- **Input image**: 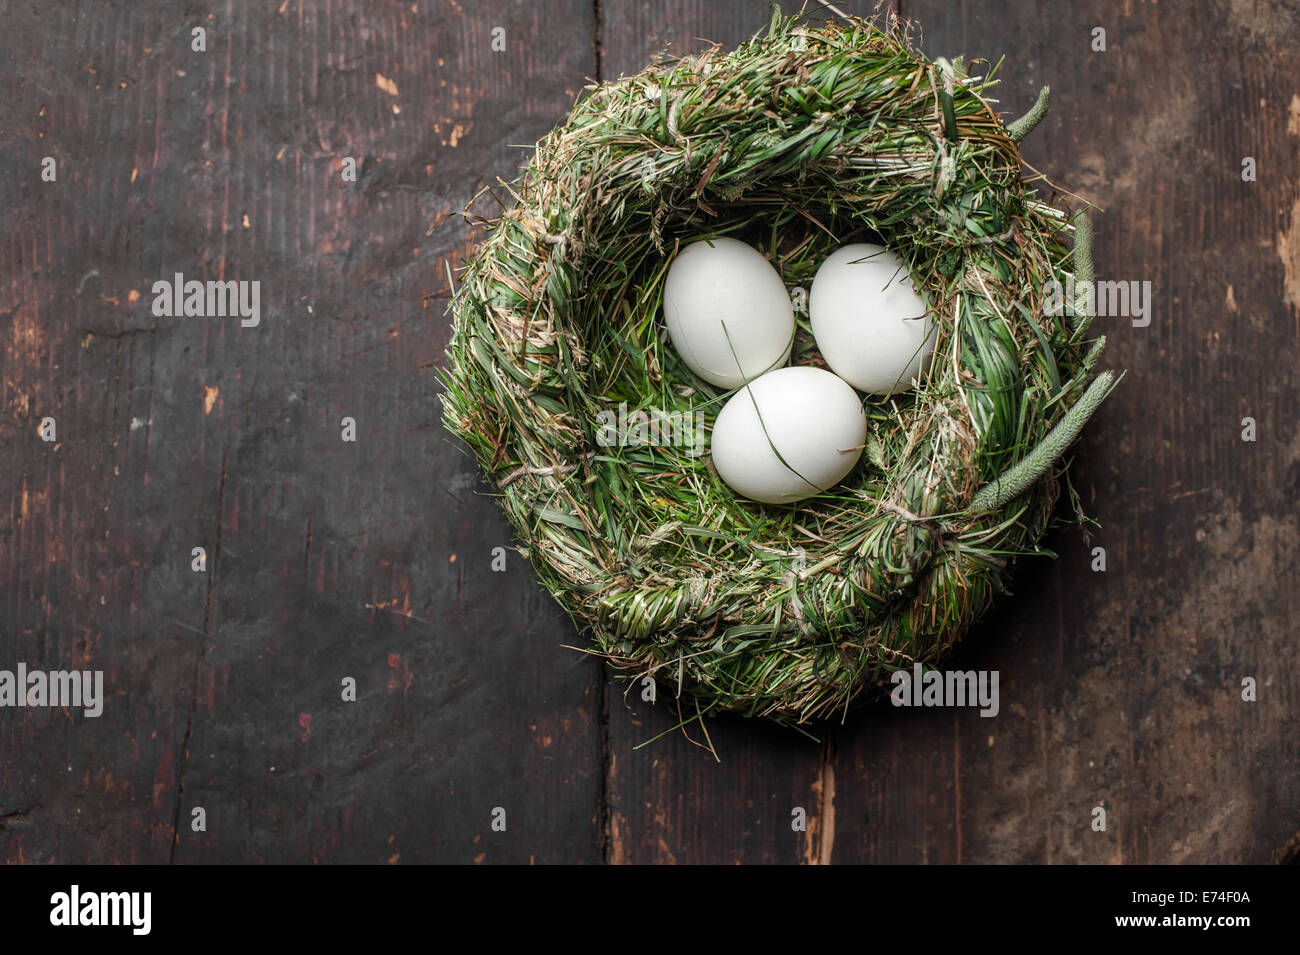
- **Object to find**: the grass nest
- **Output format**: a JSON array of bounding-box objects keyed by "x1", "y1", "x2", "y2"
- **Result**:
[{"x1": 441, "y1": 10, "x2": 1117, "y2": 728}]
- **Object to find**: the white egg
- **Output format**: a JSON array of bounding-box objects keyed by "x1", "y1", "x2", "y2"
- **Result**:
[
  {"x1": 809, "y1": 243, "x2": 936, "y2": 394},
  {"x1": 663, "y1": 237, "x2": 795, "y2": 389},
  {"x1": 711, "y1": 366, "x2": 868, "y2": 505}
]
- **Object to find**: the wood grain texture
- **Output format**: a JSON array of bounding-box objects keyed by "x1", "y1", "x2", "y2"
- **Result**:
[
  {"x1": 879, "y1": 0, "x2": 1300, "y2": 865},
  {"x1": 2, "y1": 0, "x2": 1296, "y2": 865},
  {"x1": 1, "y1": 0, "x2": 601, "y2": 864}
]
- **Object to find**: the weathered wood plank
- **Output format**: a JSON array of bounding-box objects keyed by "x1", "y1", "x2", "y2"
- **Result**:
[
  {"x1": 826, "y1": 0, "x2": 1300, "y2": 863},
  {"x1": 598, "y1": 0, "x2": 1299, "y2": 865},
  {"x1": 594, "y1": 0, "x2": 895, "y2": 866},
  {"x1": 1, "y1": 0, "x2": 602, "y2": 864}
]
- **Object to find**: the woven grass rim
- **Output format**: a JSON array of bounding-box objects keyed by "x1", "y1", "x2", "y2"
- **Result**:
[{"x1": 441, "y1": 10, "x2": 1117, "y2": 728}]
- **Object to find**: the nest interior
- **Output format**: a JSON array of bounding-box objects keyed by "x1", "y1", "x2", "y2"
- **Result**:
[{"x1": 441, "y1": 12, "x2": 1115, "y2": 724}]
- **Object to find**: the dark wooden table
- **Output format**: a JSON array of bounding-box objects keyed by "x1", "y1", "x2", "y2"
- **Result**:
[{"x1": 3, "y1": 0, "x2": 1297, "y2": 864}]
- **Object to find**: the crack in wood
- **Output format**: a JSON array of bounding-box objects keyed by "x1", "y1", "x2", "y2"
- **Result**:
[
  {"x1": 169, "y1": 446, "x2": 228, "y2": 862},
  {"x1": 597, "y1": 679, "x2": 613, "y2": 863},
  {"x1": 592, "y1": 0, "x2": 604, "y2": 83}
]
